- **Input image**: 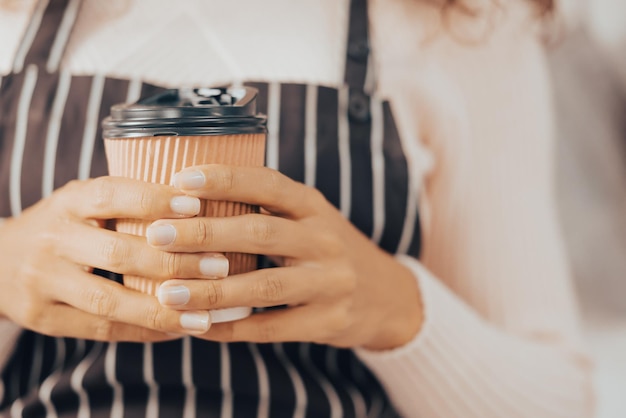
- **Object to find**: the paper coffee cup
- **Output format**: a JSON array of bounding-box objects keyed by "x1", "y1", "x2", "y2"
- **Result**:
[{"x1": 103, "y1": 87, "x2": 266, "y2": 323}]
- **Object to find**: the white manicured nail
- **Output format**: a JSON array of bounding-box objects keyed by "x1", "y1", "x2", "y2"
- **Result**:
[
  {"x1": 147, "y1": 224, "x2": 176, "y2": 246},
  {"x1": 170, "y1": 196, "x2": 200, "y2": 216},
  {"x1": 158, "y1": 285, "x2": 190, "y2": 306},
  {"x1": 174, "y1": 171, "x2": 205, "y2": 189},
  {"x1": 200, "y1": 254, "x2": 229, "y2": 278},
  {"x1": 180, "y1": 311, "x2": 210, "y2": 332}
]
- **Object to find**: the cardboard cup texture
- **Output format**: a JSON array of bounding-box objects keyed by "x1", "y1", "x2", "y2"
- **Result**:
[{"x1": 104, "y1": 133, "x2": 266, "y2": 322}]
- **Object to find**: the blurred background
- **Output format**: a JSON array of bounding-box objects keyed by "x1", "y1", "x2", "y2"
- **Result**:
[{"x1": 550, "y1": 1, "x2": 626, "y2": 417}]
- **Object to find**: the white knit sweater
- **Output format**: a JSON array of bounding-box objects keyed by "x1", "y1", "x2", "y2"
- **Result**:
[{"x1": 0, "y1": 1, "x2": 594, "y2": 416}]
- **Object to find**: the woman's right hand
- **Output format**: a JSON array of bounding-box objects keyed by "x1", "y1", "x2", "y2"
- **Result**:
[{"x1": 0, "y1": 177, "x2": 218, "y2": 342}]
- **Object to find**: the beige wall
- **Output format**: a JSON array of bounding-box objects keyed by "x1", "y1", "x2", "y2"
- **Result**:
[
  {"x1": 550, "y1": 4, "x2": 626, "y2": 417},
  {"x1": 586, "y1": 0, "x2": 626, "y2": 47}
]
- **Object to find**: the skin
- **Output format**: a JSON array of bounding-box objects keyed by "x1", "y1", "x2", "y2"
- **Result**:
[
  {"x1": 0, "y1": 177, "x2": 228, "y2": 341},
  {"x1": 156, "y1": 164, "x2": 423, "y2": 350},
  {"x1": 0, "y1": 171, "x2": 422, "y2": 350}
]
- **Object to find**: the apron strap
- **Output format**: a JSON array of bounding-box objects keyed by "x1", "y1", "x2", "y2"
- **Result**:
[
  {"x1": 12, "y1": 0, "x2": 82, "y2": 73},
  {"x1": 343, "y1": 0, "x2": 374, "y2": 92}
]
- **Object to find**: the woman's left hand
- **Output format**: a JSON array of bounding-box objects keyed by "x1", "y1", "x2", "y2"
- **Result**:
[{"x1": 147, "y1": 165, "x2": 423, "y2": 350}]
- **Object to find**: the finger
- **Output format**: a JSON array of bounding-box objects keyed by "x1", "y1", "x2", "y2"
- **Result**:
[
  {"x1": 173, "y1": 165, "x2": 326, "y2": 218},
  {"x1": 59, "y1": 222, "x2": 229, "y2": 279},
  {"x1": 156, "y1": 266, "x2": 337, "y2": 310},
  {"x1": 46, "y1": 269, "x2": 212, "y2": 335},
  {"x1": 202, "y1": 305, "x2": 344, "y2": 344},
  {"x1": 58, "y1": 177, "x2": 201, "y2": 220},
  {"x1": 36, "y1": 304, "x2": 178, "y2": 342},
  {"x1": 146, "y1": 214, "x2": 335, "y2": 258}
]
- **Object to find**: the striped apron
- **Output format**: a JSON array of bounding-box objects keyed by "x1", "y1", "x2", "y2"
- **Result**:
[{"x1": 0, "y1": 0, "x2": 422, "y2": 417}]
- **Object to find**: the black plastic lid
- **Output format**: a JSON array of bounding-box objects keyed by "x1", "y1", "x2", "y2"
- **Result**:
[{"x1": 102, "y1": 87, "x2": 267, "y2": 138}]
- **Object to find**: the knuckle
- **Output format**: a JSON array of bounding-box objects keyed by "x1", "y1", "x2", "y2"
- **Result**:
[
  {"x1": 305, "y1": 186, "x2": 326, "y2": 207},
  {"x1": 19, "y1": 258, "x2": 55, "y2": 296},
  {"x1": 246, "y1": 217, "x2": 274, "y2": 244},
  {"x1": 20, "y1": 298, "x2": 45, "y2": 329},
  {"x1": 89, "y1": 177, "x2": 115, "y2": 211},
  {"x1": 194, "y1": 220, "x2": 214, "y2": 246},
  {"x1": 294, "y1": 184, "x2": 315, "y2": 213},
  {"x1": 136, "y1": 327, "x2": 157, "y2": 342},
  {"x1": 253, "y1": 272, "x2": 285, "y2": 303},
  {"x1": 50, "y1": 179, "x2": 83, "y2": 210},
  {"x1": 85, "y1": 286, "x2": 118, "y2": 318},
  {"x1": 145, "y1": 305, "x2": 167, "y2": 330},
  {"x1": 100, "y1": 237, "x2": 131, "y2": 271},
  {"x1": 256, "y1": 321, "x2": 278, "y2": 343},
  {"x1": 326, "y1": 305, "x2": 352, "y2": 337},
  {"x1": 19, "y1": 260, "x2": 44, "y2": 289},
  {"x1": 205, "y1": 165, "x2": 235, "y2": 193},
  {"x1": 219, "y1": 322, "x2": 236, "y2": 342},
  {"x1": 335, "y1": 265, "x2": 358, "y2": 295},
  {"x1": 38, "y1": 229, "x2": 59, "y2": 253},
  {"x1": 138, "y1": 189, "x2": 155, "y2": 213},
  {"x1": 317, "y1": 231, "x2": 345, "y2": 258},
  {"x1": 266, "y1": 170, "x2": 284, "y2": 199},
  {"x1": 161, "y1": 252, "x2": 183, "y2": 278},
  {"x1": 202, "y1": 281, "x2": 225, "y2": 306},
  {"x1": 92, "y1": 319, "x2": 115, "y2": 341},
  {"x1": 64, "y1": 178, "x2": 82, "y2": 190},
  {"x1": 60, "y1": 179, "x2": 83, "y2": 196}
]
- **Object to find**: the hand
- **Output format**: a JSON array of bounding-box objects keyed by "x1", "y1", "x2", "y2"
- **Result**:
[
  {"x1": 148, "y1": 165, "x2": 423, "y2": 350},
  {"x1": 0, "y1": 177, "x2": 222, "y2": 341}
]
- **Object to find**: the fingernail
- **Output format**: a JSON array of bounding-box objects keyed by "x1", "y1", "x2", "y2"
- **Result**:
[
  {"x1": 174, "y1": 171, "x2": 205, "y2": 190},
  {"x1": 180, "y1": 311, "x2": 210, "y2": 332},
  {"x1": 200, "y1": 254, "x2": 229, "y2": 278},
  {"x1": 170, "y1": 196, "x2": 200, "y2": 216},
  {"x1": 147, "y1": 224, "x2": 176, "y2": 246},
  {"x1": 158, "y1": 285, "x2": 190, "y2": 306}
]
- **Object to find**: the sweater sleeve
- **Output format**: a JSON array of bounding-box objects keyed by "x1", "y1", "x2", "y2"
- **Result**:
[{"x1": 356, "y1": 258, "x2": 593, "y2": 417}]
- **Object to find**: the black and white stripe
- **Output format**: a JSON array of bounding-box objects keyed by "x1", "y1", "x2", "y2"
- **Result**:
[
  {"x1": 326, "y1": 348, "x2": 367, "y2": 418},
  {"x1": 267, "y1": 343, "x2": 307, "y2": 418},
  {"x1": 338, "y1": 86, "x2": 352, "y2": 220},
  {"x1": 304, "y1": 84, "x2": 318, "y2": 187},
  {"x1": 265, "y1": 82, "x2": 281, "y2": 171},
  {"x1": 369, "y1": 97, "x2": 385, "y2": 245},
  {"x1": 247, "y1": 343, "x2": 269, "y2": 418},
  {"x1": 70, "y1": 342, "x2": 103, "y2": 417},
  {"x1": 38, "y1": 338, "x2": 66, "y2": 418},
  {"x1": 77, "y1": 74, "x2": 104, "y2": 180},
  {"x1": 300, "y1": 345, "x2": 343, "y2": 418},
  {"x1": 104, "y1": 343, "x2": 123, "y2": 418},
  {"x1": 42, "y1": 69, "x2": 71, "y2": 197},
  {"x1": 11, "y1": 0, "x2": 49, "y2": 74},
  {"x1": 142, "y1": 343, "x2": 158, "y2": 418},
  {"x1": 182, "y1": 338, "x2": 196, "y2": 418},
  {"x1": 9, "y1": 64, "x2": 38, "y2": 216},
  {"x1": 45, "y1": 0, "x2": 81, "y2": 73}
]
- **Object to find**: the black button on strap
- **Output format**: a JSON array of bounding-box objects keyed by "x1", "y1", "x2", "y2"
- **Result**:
[
  {"x1": 344, "y1": 0, "x2": 370, "y2": 90},
  {"x1": 347, "y1": 40, "x2": 370, "y2": 63},
  {"x1": 349, "y1": 90, "x2": 370, "y2": 123}
]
